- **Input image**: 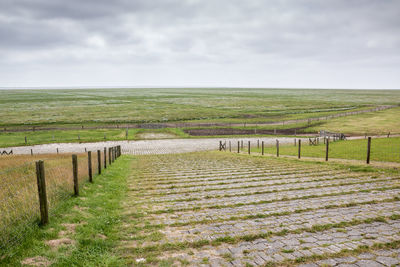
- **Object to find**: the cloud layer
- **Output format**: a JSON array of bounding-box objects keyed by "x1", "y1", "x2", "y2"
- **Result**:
[{"x1": 1, "y1": 0, "x2": 399, "y2": 88}]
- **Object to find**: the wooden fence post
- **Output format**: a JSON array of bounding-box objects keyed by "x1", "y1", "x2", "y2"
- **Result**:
[
  {"x1": 35, "y1": 160, "x2": 49, "y2": 225},
  {"x1": 367, "y1": 137, "x2": 372, "y2": 164},
  {"x1": 219, "y1": 141, "x2": 222, "y2": 151},
  {"x1": 298, "y1": 139, "x2": 301, "y2": 159},
  {"x1": 241, "y1": 140, "x2": 243, "y2": 149},
  {"x1": 104, "y1": 147, "x2": 107, "y2": 169},
  {"x1": 276, "y1": 139, "x2": 279, "y2": 157},
  {"x1": 237, "y1": 141, "x2": 240, "y2": 153},
  {"x1": 97, "y1": 150, "x2": 101, "y2": 174},
  {"x1": 248, "y1": 141, "x2": 250, "y2": 154},
  {"x1": 31, "y1": 149, "x2": 33, "y2": 156},
  {"x1": 325, "y1": 138, "x2": 329, "y2": 161},
  {"x1": 294, "y1": 138, "x2": 296, "y2": 147},
  {"x1": 262, "y1": 141, "x2": 264, "y2": 155},
  {"x1": 229, "y1": 141, "x2": 231, "y2": 152},
  {"x1": 112, "y1": 147, "x2": 115, "y2": 163},
  {"x1": 108, "y1": 148, "x2": 112, "y2": 165},
  {"x1": 72, "y1": 154, "x2": 78, "y2": 196},
  {"x1": 57, "y1": 148, "x2": 59, "y2": 154},
  {"x1": 88, "y1": 151, "x2": 93, "y2": 183}
]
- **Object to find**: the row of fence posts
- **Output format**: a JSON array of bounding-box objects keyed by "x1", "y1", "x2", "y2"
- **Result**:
[
  {"x1": 17, "y1": 129, "x2": 392, "y2": 146},
  {"x1": 2, "y1": 106, "x2": 390, "y2": 133},
  {"x1": 220, "y1": 137, "x2": 373, "y2": 164},
  {"x1": 26, "y1": 146, "x2": 123, "y2": 156},
  {"x1": 35, "y1": 145, "x2": 121, "y2": 225},
  {"x1": 22, "y1": 129, "x2": 132, "y2": 145}
]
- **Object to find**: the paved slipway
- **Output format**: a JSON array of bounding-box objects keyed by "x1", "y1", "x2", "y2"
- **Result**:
[
  {"x1": 0, "y1": 137, "x2": 301, "y2": 155},
  {"x1": 120, "y1": 152, "x2": 400, "y2": 266}
]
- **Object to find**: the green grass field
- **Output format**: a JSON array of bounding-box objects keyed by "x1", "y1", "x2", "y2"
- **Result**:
[
  {"x1": 1, "y1": 88, "x2": 399, "y2": 146},
  {"x1": 307, "y1": 106, "x2": 400, "y2": 135},
  {"x1": 1, "y1": 88, "x2": 399, "y2": 127},
  {"x1": 0, "y1": 128, "x2": 190, "y2": 147},
  {"x1": 251, "y1": 137, "x2": 400, "y2": 163},
  {"x1": 0, "y1": 154, "x2": 130, "y2": 266}
]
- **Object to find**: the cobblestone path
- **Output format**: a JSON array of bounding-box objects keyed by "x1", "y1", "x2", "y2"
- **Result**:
[
  {"x1": 119, "y1": 152, "x2": 400, "y2": 266},
  {"x1": 0, "y1": 137, "x2": 297, "y2": 155}
]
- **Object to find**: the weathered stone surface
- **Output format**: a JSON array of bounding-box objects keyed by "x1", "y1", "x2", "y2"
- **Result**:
[{"x1": 120, "y1": 152, "x2": 400, "y2": 266}]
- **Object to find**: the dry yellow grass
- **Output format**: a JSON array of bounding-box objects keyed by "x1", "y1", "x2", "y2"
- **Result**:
[{"x1": 0, "y1": 152, "x2": 101, "y2": 249}]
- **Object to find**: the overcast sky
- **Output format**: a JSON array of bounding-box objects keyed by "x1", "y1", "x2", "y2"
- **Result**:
[{"x1": 0, "y1": 0, "x2": 399, "y2": 89}]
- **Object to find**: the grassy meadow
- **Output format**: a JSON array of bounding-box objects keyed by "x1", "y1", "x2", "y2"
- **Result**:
[
  {"x1": 0, "y1": 152, "x2": 100, "y2": 252},
  {"x1": 0, "y1": 87, "x2": 399, "y2": 264},
  {"x1": 0, "y1": 155, "x2": 130, "y2": 266},
  {"x1": 250, "y1": 137, "x2": 400, "y2": 163},
  {"x1": 0, "y1": 88, "x2": 399, "y2": 146},
  {"x1": 1, "y1": 88, "x2": 399, "y2": 127},
  {"x1": 0, "y1": 128, "x2": 189, "y2": 147},
  {"x1": 307, "y1": 106, "x2": 400, "y2": 135}
]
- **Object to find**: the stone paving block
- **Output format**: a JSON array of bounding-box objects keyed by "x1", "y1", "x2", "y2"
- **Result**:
[
  {"x1": 355, "y1": 260, "x2": 385, "y2": 267},
  {"x1": 375, "y1": 256, "x2": 399, "y2": 266},
  {"x1": 121, "y1": 153, "x2": 400, "y2": 266},
  {"x1": 317, "y1": 258, "x2": 338, "y2": 266}
]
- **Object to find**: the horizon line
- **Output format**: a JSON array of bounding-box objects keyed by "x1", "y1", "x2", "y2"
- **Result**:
[{"x1": 0, "y1": 86, "x2": 399, "y2": 90}]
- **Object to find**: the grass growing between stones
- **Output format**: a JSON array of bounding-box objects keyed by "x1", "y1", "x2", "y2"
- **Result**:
[
  {"x1": 117, "y1": 152, "x2": 400, "y2": 266},
  {"x1": 134, "y1": 176, "x2": 400, "y2": 204},
  {"x1": 266, "y1": 240, "x2": 400, "y2": 267},
  {"x1": 0, "y1": 155, "x2": 132, "y2": 266}
]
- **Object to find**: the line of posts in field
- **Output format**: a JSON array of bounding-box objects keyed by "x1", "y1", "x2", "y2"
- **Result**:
[
  {"x1": 35, "y1": 146, "x2": 121, "y2": 226},
  {"x1": 219, "y1": 137, "x2": 373, "y2": 164}
]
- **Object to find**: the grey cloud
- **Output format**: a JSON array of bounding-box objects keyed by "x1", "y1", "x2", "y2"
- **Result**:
[{"x1": 0, "y1": 0, "x2": 399, "y2": 88}]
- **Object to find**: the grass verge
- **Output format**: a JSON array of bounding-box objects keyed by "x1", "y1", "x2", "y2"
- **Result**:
[
  {"x1": 250, "y1": 137, "x2": 400, "y2": 163},
  {"x1": 0, "y1": 155, "x2": 132, "y2": 266}
]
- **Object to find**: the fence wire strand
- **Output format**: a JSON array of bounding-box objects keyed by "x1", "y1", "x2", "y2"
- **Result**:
[{"x1": 0, "y1": 147, "x2": 120, "y2": 255}]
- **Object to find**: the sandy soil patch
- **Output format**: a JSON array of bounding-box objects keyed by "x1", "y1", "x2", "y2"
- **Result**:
[
  {"x1": 21, "y1": 256, "x2": 51, "y2": 266},
  {"x1": 45, "y1": 238, "x2": 76, "y2": 249},
  {"x1": 136, "y1": 132, "x2": 177, "y2": 140}
]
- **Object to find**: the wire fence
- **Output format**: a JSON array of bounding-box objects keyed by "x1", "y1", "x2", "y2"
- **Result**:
[
  {"x1": 1, "y1": 105, "x2": 394, "y2": 133},
  {"x1": 220, "y1": 136, "x2": 400, "y2": 164},
  {"x1": 0, "y1": 146, "x2": 121, "y2": 255}
]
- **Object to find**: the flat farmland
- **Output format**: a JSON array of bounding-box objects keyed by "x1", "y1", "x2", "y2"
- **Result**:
[
  {"x1": 1, "y1": 88, "x2": 399, "y2": 127},
  {"x1": 119, "y1": 152, "x2": 400, "y2": 266},
  {"x1": 1, "y1": 88, "x2": 400, "y2": 148},
  {"x1": 1, "y1": 88, "x2": 400, "y2": 266}
]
